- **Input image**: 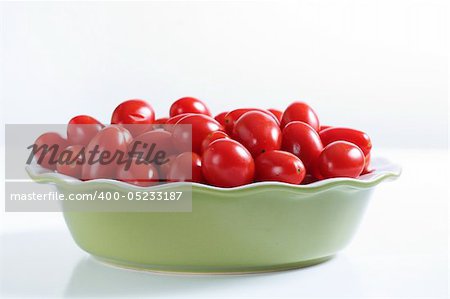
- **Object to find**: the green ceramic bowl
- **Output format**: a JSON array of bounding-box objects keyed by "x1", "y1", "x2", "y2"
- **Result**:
[{"x1": 26, "y1": 157, "x2": 401, "y2": 273}]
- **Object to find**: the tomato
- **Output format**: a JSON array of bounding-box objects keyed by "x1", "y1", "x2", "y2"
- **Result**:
[
  {"x1": 268, "y1": 109, "x2": 283, "y2": 123},
  {"x1": 154, "y1": 117, "x2": 168, "y2": 124},
  {"x1": 166, "y1": 113, "x2": 190, "y2": 125},
  {"x1": 116, "y1": 156, "x2": 159, "y2": 187},
  {"x1": 158, "y1": 154, "x2": 177, "y2": 180},
  {"x1": 111, "y1": 99, "x2": 155, "y2": 137},
  {"x1": 281, "y1": 121, "x2": 323, "y2": 172},
  {"x1": 224, "y1": 108, "x2": 279, "y2": 134},
  {"x1": 153, "y1": 117, "x2": 169, "y2": 130},
  {"x1": 255, "y1": 150, "x2": 305, "y2": 184},
  {"x1": 214, "y1": 111, "x2": 228, "y2": 127},
  {"x1": 202, "y1": 139, "x2": 255, "y2": 187},
  {"x1": 67, "y1": 115, "x2": 103, "y2": 146},
  {"x1": 320, "y1": 125, "x2": 331, "y2": 131},
  {"x1": 81, "y1": 125, "x2": 132, "y2": 180},
  {"x1": 165, "y1": 113, "x2": 194, "y2": 132},
  {"x1": 33, "y1": 132, "x2": 69, "y2": 170},
  {"x1": 280, "y1": 102, "x2": 320, "y2": 131},
  {"x1": 166, "y1": 113, "x2": 192, "y2": 125},
  {"x1": 56, "y1": 145, "x2": 85, "y2": 178},
  {"x1": 167, "y1": 152, "x2": 203, "y2": 183},
  {"x1": 232, "y1": 111, "x2": 282, "y2": 157},
  {"x1": 201, "y1": 131, "x2": 229, "y2": 154},
  {"x1": 362, "y1": 152, "x2": 372, "y2": 174},
  {"x1": 172, "y1": 114, "x2": 223, "y2": 154},
  {"x1": 129, "y1": 130, "x2": 175, "y2": 160},
  {"x1": 170, "y1": 97, "x2": 211, "y2": 117},
  {"x1": 301, "y1": 174, "x2": 318, "y2": 185},
  {"x1": 317, "y1": 141, "x2": 365, "y2": 178},
  {"x1": 319, "y1": 127, "x2": 372, "y2": 156}
]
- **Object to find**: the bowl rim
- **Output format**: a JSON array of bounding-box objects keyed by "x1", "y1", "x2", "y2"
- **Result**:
[{"x1": 25, "y1": 156, "x2": 401, "y2": 193}]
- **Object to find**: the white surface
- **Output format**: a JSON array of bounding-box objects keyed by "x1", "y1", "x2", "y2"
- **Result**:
[
  {"x1": 0, "y1": 1, "x2": 448, "y2": 298},
  {"x1": 1, "y1": 149, "x2": 448, "y2": 298},
  {"x1": 0, "y1": 0, "x2": 448, "y2": 148}
]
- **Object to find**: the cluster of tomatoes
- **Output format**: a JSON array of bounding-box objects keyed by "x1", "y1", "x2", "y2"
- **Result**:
[{"x1": 33, "y1": 97, "x2": 372, "y2": 187}]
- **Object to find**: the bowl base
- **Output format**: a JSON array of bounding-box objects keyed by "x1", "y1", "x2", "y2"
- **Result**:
[{"x1": 92, "y1": 255, "x2": 334, "y2": 274}]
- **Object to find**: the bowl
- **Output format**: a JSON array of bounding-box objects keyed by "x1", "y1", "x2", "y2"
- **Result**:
[{"x1": 26, "y1": 157, "x2": 401, "y2": 274}]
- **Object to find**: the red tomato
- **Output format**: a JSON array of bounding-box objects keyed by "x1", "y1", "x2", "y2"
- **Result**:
[
  {"x1": 317, "y1": 141, "x2": 365, "y2": 178},
  {"x1": 33, "y1": 132, "x2": 69, "y2": 170},
  {"x1": 224, "y1": 108, "x2": 279, "y2": 134},
  {"x1": 311, "y1": 162, "x2": 324, "y2": 180},
  {"x1": 169, "y1": 97, "x2": 211, "y2": 117},
  {"x1": 320, "y1": 125, "x2": 331, "y2": 131},
  {"x1": 232, "y1": 111, "x2": 282, "y2": 157},
  {"x1": 301, "y1": 174, "x2": 319, "y2": 185},
  {"x1": 81, "y1": 125, "x2": 132, "y2": 180},
  {"x1": 319, "y1": 127, "x2": 372, "y2": 156},
  {"x1": 166, "y1": 113, "x2": 191, "y2": 125},
  {"x1": 67, "y1": 115, "x2": 103, "y2": 146},
  {"x1": 56, "y1": 145, "x2": 85, "y2": 178},
  {"x1": 165, "y1": 113, "x2": 194, "y2": 132},
  {"x1": 255, "y1": 150, "x2": 305, "y2": 184},
  {"x1": 362, "y1": 152, "x2": 372, "y2": 174},
  {"x1": 116, "y1": 156, "x2": 159, "y2": 187},
  {"x1": 202, "y1": 139, "x2": 255, "y2": 187},
  {"x1": 158, "y1": 154, "x2": 177, "y2": 180},
  {"x1": 167, "y1": 152, "x2": 203, "y2": 183},
  {"x1": 268, "y1": 109, "x2": 283, "y2": 123},
  {"x1": 153, "y1": 117, "x2": 169, "y2": 130},
  {"x1": 214, "y1": 111, "x2": 228, "y2": 127},
  {"x1": 280, "y1": 102, "x2": 320, "y2": 131},
  {"x1": 154, "y1": 117, "x2": 168, "y2": 124},
  {"x1": 172, "y1": 114, "x2": 223, "y2": 154},
  {"x1": 201, "y1": 131, "x2": 229, "y2": 154},
  {"x1": 129, "y1": 130, "x2": 175, "y2": 159},
  {"x1": 281, "y1": 121, "x2": 323, "y2": 171},
  {"x1": 111, "y1": 99, "x2": 155, "y2": 137}
]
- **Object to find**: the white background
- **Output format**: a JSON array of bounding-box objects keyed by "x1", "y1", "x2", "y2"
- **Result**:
[
  {"x1": 0, "y1": 1, "x2": 448, "y2": 298},
  {"x1": 0, "y1": 0, "x2": 447, "y2": 148}
]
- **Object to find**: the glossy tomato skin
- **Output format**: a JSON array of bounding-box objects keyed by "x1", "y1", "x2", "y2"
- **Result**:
[
  {"x1": 152, "y1": 117, "x2": 169, "y2": 130},
  {"x1": 167, "y1": 152, "x2": 203, "y2": 183},
  {"x1": 255, "y1": 150, "x2": 305, "y2": 184},
  {"x1": 201, "y1": 131, "x2": 229, "y2": 154},
  {"x1": 224, "y1": 108, "x2": 279, "y2": 134},
  {"x1": 317, "y1": 141, "x2": 365, "y2": 179},
  {"x1": 362, "y1": 152, "x2": 372, "y2": 174},
  {"x1": 67, "y1": 115, "x2": 103, "y2": 146},
  {"x1": 165, "y1": 113, "x2": 194, "y2": 132},
  {"x1": 281, "y1": 121, "x2": 323, "y2": 172},
  {"x1": 172, "y1": 114, "x2": 223, "y2": 154},
  {"x1": 116, "y1": 156, "x2": 159, "y2": 187},
  {"x1": 319, "y1": 127, "x2": 372, "y2": 156},
  {"x1": 166, "y1": 113, "x2": 193, "y2": 125},
  {"x1": 320, "y1": 125, "x2": 331, "y2": 131},
  {"x1": 232, "y1": 111, "x2": 282, "y2": 157},
  {"x1": 111, "y1": 99, "x2": 155, "y2": 137},
  {"x1": 129, "y1": 130, "x2": 176, "y2": 159},
  {"x1": 154, "y1": 117, "x2": 168, "y2": 124},
  {"x1": 33, "y1": 132, "x2": 69, "y2": 170},
  {"x1": 202, "y1": 139, "x2": 255, "y2": 187},
  {"x1": 169, "y1": 97, "x2": 211, "y2": 117},
  {"x1": 280, "y1": 102, "x2": 320, "y2": 131},
  {"x1": 268, "y1": 109, "x2": 283, "y2": 123},
  {"x1": 158, "y1": 154, "x2": 177, "y2": 180},
  {"x1": 56, "y1": 145, "x2": 85, "y2": 178},
  {"x1": 214, "y1": 111, "x2": 228, "y2": 127},
  {"x1": 81, "y1": 125, "x2": 132, "y2": 180}
]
